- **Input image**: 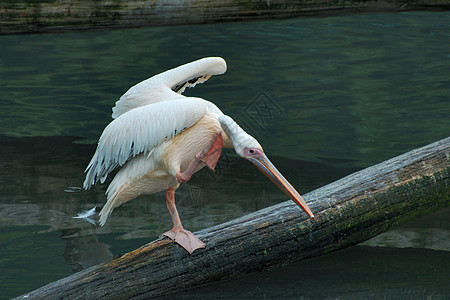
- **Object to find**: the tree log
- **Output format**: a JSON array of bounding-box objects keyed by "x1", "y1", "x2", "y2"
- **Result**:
[
  {"x1": 1, "y1": 0, "x2": 449, "y2": 35},
  {"x1": 15, "y1": 136, "x2": 450, "y2": 299}
]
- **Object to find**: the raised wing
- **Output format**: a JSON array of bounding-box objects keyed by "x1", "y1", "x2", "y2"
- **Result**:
[
  {"x1": 84, "y1": 98, "x2": 210, "y2": 189},
  {"x1": 111, "y1": 57, "x2": 227, "y2": 119}
]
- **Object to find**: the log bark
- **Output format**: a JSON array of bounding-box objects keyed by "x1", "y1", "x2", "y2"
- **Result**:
[
  {"x1": 1, "y1": 0, "x2": 449, "y2": 35},
  {"x1": 15, "y1": 136, "x2": 450, "y2": 299}
]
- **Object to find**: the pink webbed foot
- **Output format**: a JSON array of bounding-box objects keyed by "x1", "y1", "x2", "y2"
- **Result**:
[{"x1": 162, "y1": 226, "x2": 206, "y2": 254}]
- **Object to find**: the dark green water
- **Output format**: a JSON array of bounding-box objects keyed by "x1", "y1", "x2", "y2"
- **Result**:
[{"x1": 0, "y1": 11, "x2": 449, "y2": 299}]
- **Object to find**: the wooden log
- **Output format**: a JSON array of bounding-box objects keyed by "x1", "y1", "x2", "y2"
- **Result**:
[
  {"x1": 1, "y1": 0, "x2": 449, "y2": 35},
  {"x1": 15, "y1": 137, "x2": 449, "y2": 299}
]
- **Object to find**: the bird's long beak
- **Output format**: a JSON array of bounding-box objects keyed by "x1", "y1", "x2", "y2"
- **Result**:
[{"x1": 247, "y1": 154, "x2": 314, "y2": 219}]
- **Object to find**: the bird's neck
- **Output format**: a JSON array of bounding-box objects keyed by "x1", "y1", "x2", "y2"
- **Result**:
[
  {"x1": 221, "y1": 133, "x2": 234, "y2": 149},
  {"x1": 218, "y1": 115, "x2": 259, "y2": 155}
]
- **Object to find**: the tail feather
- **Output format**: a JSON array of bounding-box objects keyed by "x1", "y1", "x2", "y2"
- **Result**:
[
  {"x1": 98, "y1": 183, "x2": 126, "y2": 226},
  {"x1": 98, "y1": 202, "x2": 114, "y2": 226}
]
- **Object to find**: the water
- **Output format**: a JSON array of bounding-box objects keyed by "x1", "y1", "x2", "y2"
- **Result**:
[{"x1": 0, "y1": 11, "x2": 449, "y2": 299}]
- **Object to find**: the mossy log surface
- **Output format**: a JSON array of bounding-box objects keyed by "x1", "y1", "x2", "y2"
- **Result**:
[
  {"x1": 1, "y1": 0, "x2": 449, "y2": 35},
  {"x1": 14, "y1": 136, "x2": 450, "y2": 299}
]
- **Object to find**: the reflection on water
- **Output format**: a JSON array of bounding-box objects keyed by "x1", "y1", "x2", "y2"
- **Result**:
[
  {"x1": 0, "y1": 11, "x2": 449, "y2": 299},
  {"x1": 61, "y1": 230, "x2": 113, "y2": 272},
  {"x1": 175, "y1": 208, "x2": 450, "y2": 299},
  {"x1": 177, "y1": 241, "x2": 449, "y2": 299},
  {"x1": 361, "y1": 208, "x2": 450, "y2": 251}
]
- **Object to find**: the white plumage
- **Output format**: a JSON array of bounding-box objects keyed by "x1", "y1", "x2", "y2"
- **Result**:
[
  {"x1": 83, "y1": 97, "x2": 220, "y2": 189},
  {"x1": 111, "y1": 57, "x2": 227, "y2": 118},
  {"x1": 84, "y1": 57, "x2": 314, "y2": 254}
]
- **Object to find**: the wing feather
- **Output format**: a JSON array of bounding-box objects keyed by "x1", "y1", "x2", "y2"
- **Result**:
[
  {"x1": 83, "y1": 98, "x2": 209, "y2": 189},
  {"x1": 112, "y1": 57, "x2": 227, "y2": 119}
]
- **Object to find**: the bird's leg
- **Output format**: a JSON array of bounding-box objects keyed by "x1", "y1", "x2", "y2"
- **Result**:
[
  {"x1": 200, "y1": 132, "x2": 223, "y2": 170},
  {"x1": 176, "y1": 133, "x2": 223, "y2": 183},
  {"x1": 161, "y1": 188, "x2": 206, "y2": 254}
]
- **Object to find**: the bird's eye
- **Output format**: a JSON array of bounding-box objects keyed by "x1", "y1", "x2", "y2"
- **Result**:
[
  {"x1": 244, "y1": 147, "x2": 261, "y2": 157},
  {"x1": 247, "y1": 148, "x2": 257, "y2": 156}
]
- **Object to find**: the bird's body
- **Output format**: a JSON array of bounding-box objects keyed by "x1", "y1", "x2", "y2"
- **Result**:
[
  {"x1": 84, "y1": 57, "x2": 314, "y2": 254},
  {"x1": 97, "y1": 101, "x2": 233, "y2": 226}
]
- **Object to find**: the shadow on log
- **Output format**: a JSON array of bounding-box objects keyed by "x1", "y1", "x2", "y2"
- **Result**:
[
  {"x1": 15, "y1": 137, "x2": 449, "y2": 299},
  {"x1": 1, "y1": 0, "x2": 449, "y2": 35}
]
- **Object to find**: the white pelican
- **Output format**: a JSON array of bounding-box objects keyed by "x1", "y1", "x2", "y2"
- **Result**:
[{"x1": 84, "y1": 57, "x2": 314, "y2": 254}]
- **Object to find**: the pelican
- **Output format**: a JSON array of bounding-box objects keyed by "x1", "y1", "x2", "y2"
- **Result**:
[{"x1": 84, "y1": 57, "x2": 314, "y2": 254}]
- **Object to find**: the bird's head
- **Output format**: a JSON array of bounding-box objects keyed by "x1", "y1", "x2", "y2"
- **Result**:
[{"x1": 219, "y1": 115, "x2": 314, "y2": 219}]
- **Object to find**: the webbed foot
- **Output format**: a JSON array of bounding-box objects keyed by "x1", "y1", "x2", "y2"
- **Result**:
[{"x1": 162, "y1": 226, "x2": 206, "y2": 254}]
